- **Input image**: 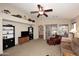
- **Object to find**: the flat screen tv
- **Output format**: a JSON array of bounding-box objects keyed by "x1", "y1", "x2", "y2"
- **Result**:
[{"x1": 21, "y1": 31, "x2": 29, "y2": 37}]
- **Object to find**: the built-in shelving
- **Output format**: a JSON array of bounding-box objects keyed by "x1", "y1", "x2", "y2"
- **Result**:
[{"x1": 3, "y1": 25, "x2": 15, "y2": 50}]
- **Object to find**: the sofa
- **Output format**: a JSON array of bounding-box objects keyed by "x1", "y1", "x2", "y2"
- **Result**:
[{"x1": 61, "y1": 37, "x2": 79, "y2": 56}]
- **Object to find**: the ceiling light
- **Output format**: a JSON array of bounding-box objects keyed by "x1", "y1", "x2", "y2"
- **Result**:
[{"x1": 39, "y1": 11, "x2": 44, "y2": 15}]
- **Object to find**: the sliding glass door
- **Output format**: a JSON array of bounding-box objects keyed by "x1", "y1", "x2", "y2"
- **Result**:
[
  {"x1": 45, "y1": 24, "x2": 69, "y2": 39},
  {"x1": 58, "y1": 24, "x2": 69, "y2": 37},
  {"x1": 46, "y1": 24, "x2": 57, "y2": 39}
]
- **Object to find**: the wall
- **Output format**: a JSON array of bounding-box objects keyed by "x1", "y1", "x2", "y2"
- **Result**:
[
  {"x1": 74, "y1": 16, "x2": 79, "y2": 37},
  {"x1": 3, "y1": 20, "x2": 30, "y2": 45},
  {"x1": 76, "y1": 17, "x2": 79, "y2": 33},
  {"x1": 37, "y1": 17, "x2": 71, "y2": 25},
  {"x1": 0, "y1": 17, "x2": 3, "y2": 54},
  {"x1": 33, "y1": 25, "x2": 39, "y2": 39}
]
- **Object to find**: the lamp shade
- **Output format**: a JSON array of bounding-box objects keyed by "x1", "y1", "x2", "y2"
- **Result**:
[
  {"x1": 69, "y1": 28, "x2": 77, "y2": 33},
  {"x1": 75, "y1": 33, "x2": 79, "y2": 38}
]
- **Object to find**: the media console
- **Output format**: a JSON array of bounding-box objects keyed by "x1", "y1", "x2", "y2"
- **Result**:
[{"x1": 18, "y1": 36, "x2": 29, "y2": 44}]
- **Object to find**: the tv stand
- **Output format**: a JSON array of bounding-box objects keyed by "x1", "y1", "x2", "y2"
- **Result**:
[{"x1": 18, "y1": 36, "x2": 29, "y2": 44}]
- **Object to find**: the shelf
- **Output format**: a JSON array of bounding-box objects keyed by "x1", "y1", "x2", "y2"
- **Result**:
[
  {"x1": 0, "y1": 13, "x2": 35, "y2": 25},
  {"x1": 3, "y1": 25, "x2": 15, "y2": 50},
  {"x1": 3, "y1": 38, "x2": 14, "y2": 40},
  {"x1": 3, "y1": 33, "x2": 14, "y2": 35},
  {"x1": 3, "y1": 29, "x2": 13, "y2": 30}
]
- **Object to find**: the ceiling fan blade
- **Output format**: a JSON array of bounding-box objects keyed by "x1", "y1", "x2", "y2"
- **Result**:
[
  {"x1": 43, "y1": 13, "x2": 48, "y2": 17},
  {"x1": 44, "y1": 9, "x2": 53, "y2": 12},
  {"x1": 37, "y1": 14, "x2": 40, "y2": 18},
  {"x1": 30, "y1": 11, "x2": 38, "y2": 14},
  {"x1": 37, "y1": 4, "x2": 41, "y2": 9},
  {"x1": 37, "y1": 4, "x2": 43, "y2": 10}
]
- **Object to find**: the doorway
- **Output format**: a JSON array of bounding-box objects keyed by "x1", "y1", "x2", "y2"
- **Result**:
[{"x1": 38, "y1": 25, "x2": 44, "y2": 39}]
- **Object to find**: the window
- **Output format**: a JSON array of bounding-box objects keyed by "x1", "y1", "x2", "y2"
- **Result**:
[
  {"x1": 46, "y1": 24, "x2": 57, "y2": 39},
  {"x1": 58, "y1": 24, "x2": 69, "y2": 37},
  {"x1": 46, "y1": 24, "x2": 69, "y2": 39},
  {"x1": 70, "y1": 22, "x2": 77, "y2": 33}
]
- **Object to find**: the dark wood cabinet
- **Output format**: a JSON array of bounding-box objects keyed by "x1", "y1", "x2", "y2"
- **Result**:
[
  {"x1": 3, "y1": 38, "x2": 15, "y2": 50},
  {"x1": 3, "y1": 25, "x2": 15, "y2": 50}
]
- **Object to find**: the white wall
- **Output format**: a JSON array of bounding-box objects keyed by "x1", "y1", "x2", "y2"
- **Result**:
[
  {"x1": 74, "y1": 16, "x2": 79, "y2": 37},
  {"x1": 33, "y1": 24, "x2": 38, "y2": 39},
  {"x1": 76, "y1": 17, "x2": 79, "y2": 33},
  {"x1": 3, "y1": 20, "x2": 30, "y2": 45},
  {"x1": 0, "y1": 17, "x2": 3, "y2": 54}
]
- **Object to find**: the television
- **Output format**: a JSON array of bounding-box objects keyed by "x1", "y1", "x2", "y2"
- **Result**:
[{"x1": 21, "y1": 31, "x2": 29, "y2": 37}]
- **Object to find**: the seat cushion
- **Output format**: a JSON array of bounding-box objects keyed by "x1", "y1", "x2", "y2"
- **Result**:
[
  {"x1": 63, "y1": 52, "x2": 75, "y2": 56},
  {"x1": 61, "y1": 42, "x2": 72, "y2": 50},
  {"x1": 71, "y1": 38, "x2": 79, "y2": 56}
]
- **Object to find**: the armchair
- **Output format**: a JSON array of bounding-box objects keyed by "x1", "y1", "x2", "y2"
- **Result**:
[{"x1": 47, "y1": 35, "x2": 62, "y2": 45}]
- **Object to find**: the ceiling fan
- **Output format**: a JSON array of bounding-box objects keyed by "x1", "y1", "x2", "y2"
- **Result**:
[{"x1": 30, "y1": 4, "x2": 53, "y2": 18}]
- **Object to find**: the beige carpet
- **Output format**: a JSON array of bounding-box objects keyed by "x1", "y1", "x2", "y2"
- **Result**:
[{"x1": 3, "y1": 39, "x2": 61, "y2": 56}]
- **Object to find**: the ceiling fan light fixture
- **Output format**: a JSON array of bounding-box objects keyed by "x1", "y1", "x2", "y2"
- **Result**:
[
  {"x1": 30, "y1": 4, "x2": 53, "y2": 18},
  {"x1": 39, "y1": 11, "x2": 44, "y2": 15}
]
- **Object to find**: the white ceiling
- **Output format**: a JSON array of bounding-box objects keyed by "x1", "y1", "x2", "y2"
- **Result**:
[{"x1": 2, "y1": 3, "x2": 79, "y2": 19}]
